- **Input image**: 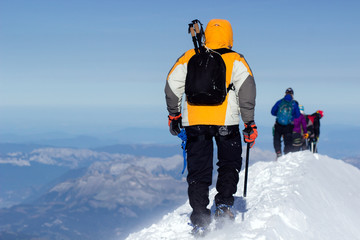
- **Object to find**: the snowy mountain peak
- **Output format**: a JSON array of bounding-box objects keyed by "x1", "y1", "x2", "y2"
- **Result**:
[{"x1": 126, "y1": 151, "x2": 360, "y2": 240}]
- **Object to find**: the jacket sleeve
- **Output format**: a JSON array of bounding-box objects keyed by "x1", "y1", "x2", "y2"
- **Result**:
[
  {"x1": 238, "y1": 75, "x2": 256, "y2": 123},
  {"x1": 313, "y1": 114, "x2": 320, "y2": 138},
  {"x1": 165, "y1": 54, "x2": 187, "y2": 115},
  {"x1": 271, "y1": 99, "x2": 281, "y2": 116},
  {"x1": 232, "y1": 54, "x2": 256, "y2": 123},
  {"x1": 292, "y1": 101, "x2": 301, "y2": 119},
  {"x1": 301, "y1": 115, "x2": 307, "y2": 133}
]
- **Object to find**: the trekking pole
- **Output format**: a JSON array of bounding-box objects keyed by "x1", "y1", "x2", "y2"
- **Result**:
[
  {"x1": 192, "y1": 20, "x2": 204, "y2": 53},
  {"x1": 188, "y1": 23, "x2": 199, "y2": 54},
  {"x1": 311, "y1": 140, "x2": 314, "y2": 153},
  {"x1": 243, "y1": 142, "x2": 250, "y2": 197}
]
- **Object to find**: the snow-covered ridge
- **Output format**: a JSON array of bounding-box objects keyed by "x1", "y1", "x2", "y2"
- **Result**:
[{"x1": 126, "y1": 151, "x2": 360, "y2": 240}]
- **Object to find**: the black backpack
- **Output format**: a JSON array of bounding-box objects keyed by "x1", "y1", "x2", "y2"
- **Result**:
[{"x1": 185, "y1": 20, "x2": 234, "y2": 106}]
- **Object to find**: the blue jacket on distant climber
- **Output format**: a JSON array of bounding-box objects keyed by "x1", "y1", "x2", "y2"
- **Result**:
[
  {"x1": 271, "y1": 88, "x2": 300, "y2": 157},
  {"x1": 271, "y1": 93, "x2": 300, "y2": 121}
]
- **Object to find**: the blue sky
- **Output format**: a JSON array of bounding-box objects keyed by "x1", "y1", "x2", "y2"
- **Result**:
[{"x1": 1, "y1": 0, "x2": 360, "y2": 138}]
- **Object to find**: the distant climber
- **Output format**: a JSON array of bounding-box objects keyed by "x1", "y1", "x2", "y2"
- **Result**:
[
  {"x1": 292, "y1": 105, "x2": 308, "y2": 152},
  {"x1": 271, "y1": 88, "x2": 300, "y2": 158},
  {"x1": 306, "y1": 110, "x2": 324, "y2": 153}
]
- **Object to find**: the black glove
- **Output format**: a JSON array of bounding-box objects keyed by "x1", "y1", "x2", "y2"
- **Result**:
[{"x1": 168, "y1": 113, "x2": 182, "y2": 136}]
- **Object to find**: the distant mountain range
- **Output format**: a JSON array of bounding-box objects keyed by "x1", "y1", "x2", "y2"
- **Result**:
[
  {"x1": 1, "y1": 128, "x2": 360, "y2": 239},
  {"x1": 0, "y1": 143, "x2": 184, "y2": 208},
  {"x1": 1, "y1": 124, "x2": 359, "y2": 158},
  {"x1": 0, "y1": 150, "x2": 187, "y2": 240}
]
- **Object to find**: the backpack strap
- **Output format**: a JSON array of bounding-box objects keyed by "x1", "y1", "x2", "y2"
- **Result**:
[
  {"x1": 227, "y1": 83, "x2": 235, "y2": 92},
  {"x1": 215, "y1": 48, "x2": 235, "y2": 55},
  {"x1": 215, "y1": 48, "x2": 235, "y2": 92}
]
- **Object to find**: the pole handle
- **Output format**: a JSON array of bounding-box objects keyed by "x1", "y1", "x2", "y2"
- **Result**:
[
  {"x1": 189, "y1": 26, "x2": 195, "y2": 37},
  {"x1": 194, "y1": 22, "x2": 200, "y2": 34}
]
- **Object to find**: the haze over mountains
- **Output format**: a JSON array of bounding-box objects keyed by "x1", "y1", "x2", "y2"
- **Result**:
[
  {"x1": 0, "y1": 147, "x2": 188, "y2": 240},
  {"x1": 1, "y1": 126, "x2": 360, "y2": 239}
]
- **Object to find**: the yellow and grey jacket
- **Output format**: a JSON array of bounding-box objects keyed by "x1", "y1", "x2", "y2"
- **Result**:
[{"x1": 165, "y1": 19, "x2": 256, "y2": 126}]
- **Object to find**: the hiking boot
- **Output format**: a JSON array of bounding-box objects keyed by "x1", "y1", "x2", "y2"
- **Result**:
[
  {"x1": 276, "y1": 152, "x2": 282, "y2": 158},
  {"x1": 190, "y1": 224, "x2": 208, "y2": 238},
  {"x1": 214, "y1": 204, "x2": 235, "y2": 220}
]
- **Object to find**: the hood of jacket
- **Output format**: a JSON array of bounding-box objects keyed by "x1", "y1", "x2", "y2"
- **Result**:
[
  {"x1": 204, "y1": 19, "x2": 233, "y2": 49},
  {"x1": 284, "y1": 94, "x2": 293, "y2": 102}
]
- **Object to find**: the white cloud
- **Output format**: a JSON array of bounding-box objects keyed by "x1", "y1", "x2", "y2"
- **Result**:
[{"x1": 0, "y1": 158, "x2": 30, "y2": 166}]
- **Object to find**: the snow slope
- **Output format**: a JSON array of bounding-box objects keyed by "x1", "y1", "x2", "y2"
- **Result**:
[{"x1": 126, "y1": 151, "x2": 360, "y2": 240}]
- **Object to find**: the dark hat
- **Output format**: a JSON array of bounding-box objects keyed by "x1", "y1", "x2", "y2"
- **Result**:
[{"x1": 285, "y1": 88, "x2": 294, "y2": 95}]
